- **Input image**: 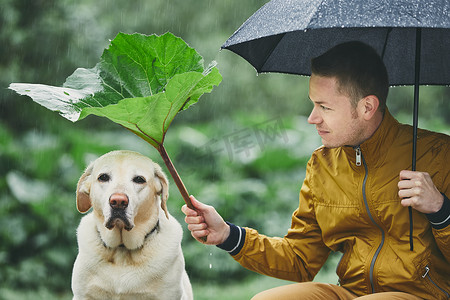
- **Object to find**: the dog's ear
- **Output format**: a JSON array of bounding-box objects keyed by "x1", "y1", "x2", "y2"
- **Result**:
[
  {"x1": 76, "y1": 163, "x2": 93, "y2": 213},
  {"x1": 154, "y1": 164, "x2": 169, "y2": 219}
]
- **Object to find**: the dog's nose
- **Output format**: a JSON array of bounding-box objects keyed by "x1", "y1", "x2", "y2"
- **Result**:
[{"x1": 109, "y1": 193, "x2": 129, "y2": 209}]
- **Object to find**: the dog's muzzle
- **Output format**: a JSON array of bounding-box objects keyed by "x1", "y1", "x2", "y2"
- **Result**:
[{"x1": 105, "y1": 193, "x2": 134, "y2": 231}]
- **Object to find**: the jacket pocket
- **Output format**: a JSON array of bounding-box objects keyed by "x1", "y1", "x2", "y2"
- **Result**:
[{"x1": 421, "y1": 264, "x2": 450, "y2": 299}]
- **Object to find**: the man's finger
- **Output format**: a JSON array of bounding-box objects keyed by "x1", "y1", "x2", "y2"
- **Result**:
[
  {"x1": 400, "y1": 198, "x2": 412, "y2": 207},
  {"x1": 190, "y1": 195, "x2": 205, "y2": 210},
  {"x1": 398, "y1": 180, "x2": 415, "y2": 190},
  {"x1": 192, "y1": 230, "x2": 209, "y2": 240},
  {"x1": 401, "y1": 194, "x2": 421, "y2": 205},
  {"x1": 182, "y1": 205, "x2": 199, "y2": 217},
  {"x1": 399, "y1": 169, "x2": 416, "y2": 180},
  {"x1": 188, "y1": 223, "x2": 207, "y2": 232},
  {"x1": 185, "y1": 215, "x2": 204, "y2": 224},
  {"x1": 399, "y1": 185, "x2": 423, "y2": 197}
]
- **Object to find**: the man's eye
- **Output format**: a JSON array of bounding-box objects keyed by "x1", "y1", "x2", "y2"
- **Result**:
[
  {"x1": 98, "y1": 173, "x2": 110, "y2": 182},
  {"x1": 320, "y1": 105, "x2": 331, "y2": 111},
  {"x1": 133, "y1": 176, "x2": 146, "y2": 184}
]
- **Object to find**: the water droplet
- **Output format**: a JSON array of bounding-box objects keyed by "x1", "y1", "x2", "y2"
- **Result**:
[{"x1": 208, "y1": 252, "x2": 213, "y2": 269}]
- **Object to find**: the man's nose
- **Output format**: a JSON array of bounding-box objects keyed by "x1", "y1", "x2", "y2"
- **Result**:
[{"x1": 307, "y1": 107, "x2": 321, "y2": 124}]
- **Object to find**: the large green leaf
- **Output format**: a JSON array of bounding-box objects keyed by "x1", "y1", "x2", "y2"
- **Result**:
[{"x1": 9, "y1": 32, "x2": 222, "y2": 147}]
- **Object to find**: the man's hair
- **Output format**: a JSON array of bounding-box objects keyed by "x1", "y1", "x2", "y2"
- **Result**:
[{"x1": 311, "y1": 41, "x2": 389, "y2": 112}]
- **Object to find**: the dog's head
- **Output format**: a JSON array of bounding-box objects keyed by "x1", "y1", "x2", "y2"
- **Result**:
[{"x1": 76, "y1": 150, "x2": 169, "y2": 231}]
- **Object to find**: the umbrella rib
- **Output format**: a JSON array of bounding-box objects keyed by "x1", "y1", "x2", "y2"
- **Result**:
[
  {"x1": 381, "y1": 28, "x2": 393, "y2": 60},
  {"x1": 258, "y1": 33, "x2": 286, "y2": 72}
]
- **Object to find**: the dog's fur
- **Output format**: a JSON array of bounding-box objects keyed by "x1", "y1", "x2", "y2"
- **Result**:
[{"x1": 72, "y1": 150, "x2": 193, "y2": 300}]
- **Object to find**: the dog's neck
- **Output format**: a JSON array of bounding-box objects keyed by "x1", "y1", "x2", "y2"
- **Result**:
[{"x1": 100, "y1": 220, "x2": 160, "y2": 250}]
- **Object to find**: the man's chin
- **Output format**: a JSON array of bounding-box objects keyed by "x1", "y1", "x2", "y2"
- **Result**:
[
  {"x1": 321, "y1": 139, "x2": 331, "y2": 147},
  {"x1": 321, "y1": 140, "x2": 340, "y2": 148}
]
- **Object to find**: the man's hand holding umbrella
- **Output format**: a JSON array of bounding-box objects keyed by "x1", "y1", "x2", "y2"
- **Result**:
[{"x1": 399, "y1": 170, "x2": 445, "y2": 214}]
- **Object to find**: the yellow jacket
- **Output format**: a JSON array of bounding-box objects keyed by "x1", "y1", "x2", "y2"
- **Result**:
[{"x1": 230, "y1": 110, "x2": 450, "y2": 299}]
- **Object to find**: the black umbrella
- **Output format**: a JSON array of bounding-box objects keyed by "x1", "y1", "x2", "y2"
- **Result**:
[{"x1": 221, "y1": 0, "x2": 450, "y2": 251}]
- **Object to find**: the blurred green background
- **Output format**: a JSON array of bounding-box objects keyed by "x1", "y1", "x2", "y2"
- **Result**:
[{"x1": 1, "y1": 0, "x2": 449, "y2": 299}]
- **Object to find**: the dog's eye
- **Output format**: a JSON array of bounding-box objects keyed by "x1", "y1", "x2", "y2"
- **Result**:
[
  {"x1": 133, "y1": 176, "x2": 146, "y2": 184},
  {"x1": 98, "y1": 173, "x2": 110, "y2": 182}
]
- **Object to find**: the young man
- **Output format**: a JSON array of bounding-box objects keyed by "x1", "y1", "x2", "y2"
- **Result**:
[{"x1": 182, "y1": 42, "x2": 450, "y2": 299}]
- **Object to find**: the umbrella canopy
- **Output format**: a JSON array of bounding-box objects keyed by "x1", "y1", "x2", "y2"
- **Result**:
[
  {"x1": 221, "y1": 0, "x2": 450, "y2": 86},
  {"x1": 221, "y1": 0, "x2": 450, "y2": 252}
]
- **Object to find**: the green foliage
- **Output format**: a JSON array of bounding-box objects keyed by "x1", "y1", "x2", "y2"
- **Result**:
[{"x1": 0, "y1": 124, "x2": 79, "y2": 293}]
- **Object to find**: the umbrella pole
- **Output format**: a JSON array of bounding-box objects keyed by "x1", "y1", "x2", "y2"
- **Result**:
[
  {"x1": 409, "y1": 28, "x2": 422, "y2": 252},
  {"x1": 412, "y1": 28, "x2": 421, "y2": 172}
]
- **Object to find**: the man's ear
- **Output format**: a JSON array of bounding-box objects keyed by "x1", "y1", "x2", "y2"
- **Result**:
[
  {"x1": 76, "y1": 163, "x2": 93, "y2": 213},
  {"x1": 154, "y1": 164, "x2": 169, "y2": 219},
  {"x1": 360, "y1": 95, "x2": 380, "y2": 121}
]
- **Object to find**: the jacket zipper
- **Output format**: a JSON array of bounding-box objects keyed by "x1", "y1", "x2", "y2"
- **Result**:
[
  {"x1": 355, "y1": 146, "x2": 385, "y2": 294},
  {"x1": 422, "y1": 265, "x2": 450, "y2": 298},
  {"x1": 355, "y1": 147, "x2": 362, "y2": 166}
]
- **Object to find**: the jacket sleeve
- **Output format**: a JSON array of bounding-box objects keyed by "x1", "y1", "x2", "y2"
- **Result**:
[
  {"x1": 427, "y1": 194, "x2": 450, "y2": 262},
  {"x1": 226, "y1": 158, "x2": 331, "y2": 282},
  {"x1": 426, "y1": 139, "x2": 450, "y2": 263},
  {"x1": 427, "y1": 141, "x2": 450, "y2": 262}
]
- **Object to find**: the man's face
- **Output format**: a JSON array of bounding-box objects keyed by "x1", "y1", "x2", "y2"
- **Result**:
[{"x1": 308, "y1": 74, "x2": 365, "y2": 148}]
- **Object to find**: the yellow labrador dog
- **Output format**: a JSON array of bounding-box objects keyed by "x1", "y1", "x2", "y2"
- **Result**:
[{"x1": 72, "y1": 150, "x2": 193, "y2": 300}]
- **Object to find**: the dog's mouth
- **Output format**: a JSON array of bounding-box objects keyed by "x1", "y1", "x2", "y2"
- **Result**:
[{"x1": 105, "y1": 209, "x2": 134, "y2": 231}]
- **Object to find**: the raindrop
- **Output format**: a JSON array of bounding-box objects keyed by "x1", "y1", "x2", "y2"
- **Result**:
[{"x1": 208, "y1": 252, "x2": 213, "y2": 269}]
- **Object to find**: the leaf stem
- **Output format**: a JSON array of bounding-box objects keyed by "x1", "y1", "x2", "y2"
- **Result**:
[{"x1": 157, "y1": 144, "x2": 194, "y2": 210}]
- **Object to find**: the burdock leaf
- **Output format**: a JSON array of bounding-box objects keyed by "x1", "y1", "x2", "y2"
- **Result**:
[{"x1": 9, "y1": 32, "x2": 222, "y2": 147}]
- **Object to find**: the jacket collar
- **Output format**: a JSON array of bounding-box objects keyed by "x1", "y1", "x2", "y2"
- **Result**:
[{"x1": 344, "y1": 109, "x2": 400, "y2": 167}]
